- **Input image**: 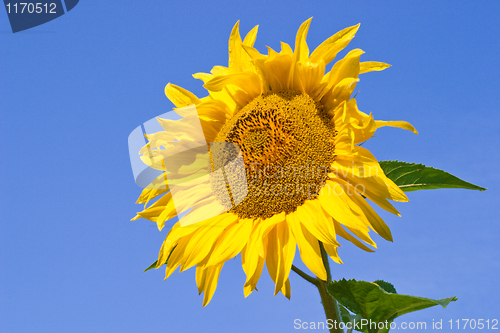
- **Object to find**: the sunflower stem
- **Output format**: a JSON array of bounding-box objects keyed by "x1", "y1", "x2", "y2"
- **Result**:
[
  {"x1": 318, "y1": 242, "x2": 343, "y2": 333},
  {"x1": 291, "y1": 265, "x2": 319, "y2": 286},
  {"x1": 319, "y1": 242, "x2": 332, "y2": 283}
]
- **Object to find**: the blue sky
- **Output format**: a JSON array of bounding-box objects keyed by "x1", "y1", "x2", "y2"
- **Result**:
[{"x1": 1, "y1": 1, "x2": 499, "y2": 332}]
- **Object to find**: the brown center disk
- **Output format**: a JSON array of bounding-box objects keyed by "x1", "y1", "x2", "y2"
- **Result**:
[{"x1": 211, "y1": 91, "x2": 336, "y2": 219}]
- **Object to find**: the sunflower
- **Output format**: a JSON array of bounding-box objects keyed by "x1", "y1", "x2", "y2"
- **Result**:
[{"x1": 132, "y1": 18, "x2": 417, "y2": 306}]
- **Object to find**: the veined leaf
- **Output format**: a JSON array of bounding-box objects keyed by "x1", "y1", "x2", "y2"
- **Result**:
[
  {"x1": 338, "y1": 303, "x2": 367, "y2": 333},
  {"x1": 379, "y1": 160, "x2": 486, "y2": 192},
  {"x1": 327, "y1": 279, "x2": 457, "y2": 333},
  {"x1": 373, "y1": 280, "x2": 397, "y2": 294}
]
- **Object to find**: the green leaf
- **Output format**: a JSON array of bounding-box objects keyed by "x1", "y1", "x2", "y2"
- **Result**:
[
  {"x1": 327, "y1": 279, "x2": 457, "y2": 333},
  {"x1": 338, "y1": 303, "x2": 368, "y2": 333},
  {"x1": 379, "y1": 160, "x2": 486, "y2": 192},
  {"x1": 338, "y1": 303, "x2": 355, "y2": 324},
  {"x1": 373, "y1": 280, "x2": 397, "y2": 294},
  {"x1": 143, "y1": 260, "x2": 158, "y2": 272}
]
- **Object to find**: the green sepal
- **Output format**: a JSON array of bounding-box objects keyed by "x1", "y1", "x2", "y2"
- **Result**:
[
  {"x1": 143, "y1": 260, "x2": 158, "y2": 272},
  {"x1": 143, "y1": 245, "x2": 176, "y2": 272},
  {"x1": 379, "y1": 160, "x2": 486, "y2": 192}
]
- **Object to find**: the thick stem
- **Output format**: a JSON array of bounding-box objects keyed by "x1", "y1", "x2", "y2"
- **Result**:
[
  {"x1": 290, "y1": 242, "x2": 344, "y2": 333},
  {"x1": 317, "y1": 280, "x2": 343, "y2": 333},
  {"x1": 318, "y1": 242, "x2": 343, "y2": 333}
]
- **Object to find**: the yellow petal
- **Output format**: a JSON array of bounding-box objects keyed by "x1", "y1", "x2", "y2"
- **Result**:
[
  {"x1": 134, "y1": 171, "x2": 171, "y2": 206},
  {"x1": 322, "y1": 177, "x2": 393, "y2": 242},
  {"x1": 296, "y1": 60, "x2": 326, "y2": 96},
  {"x1": 242, "y1": 225, "x2": 268, "y2": 297},
  {"x1": 375, "y1": 120, "x2": 418, "y2": 135},
  {"x1": 264, "y1": 226, "x2": 280, "y2": 292},
  {"x1": 334, "y1": 99, "x2": 378, "y2": 144},
  {"x1": 165, "y1": 83, "x2": 200, "y2": 108},
  {"x1": 294, "y1": 17, "x2": 312, "y2": 62},
  {"x1": 157, "y1": 222, "x2": 206, "y2": 269},
  {"x1": 211, "y1": 65, "x2": 230, "y2": 76},
  {"x1": 333, "y1": 144, "x2": 409, "y2": 203},
  {"x1": 288, "y1": 213, "x2": 327, "y2": 280},
  {"x1": 293, "y1": 200, "x2": 340, "y2": 247},
  {"x1": 259, "y1": 212, "x2": 286, "y2": 245},
  {"x1": 280, "y1": 41, "x2": 293, "y2": 55},
  {"x1": 134, "y1": 192, "x2": 173, "y2": 223},
  {"x1": 281, "y1": 277, "x2": 291, "y2": 299},
  {"x1": 162, "y1": 235, "x2": 190, "y2": 278},
  {"x1": 206, "y1": 219, "x2": 252, "y2": 266},
  {"x1": 320, "y1": 48, "x2": 364, "y2": 107},
  {"x1": 195, "y1": 263, "x2": 224, "y2": 307},
  {"x1": 193, "y1": 72, "x2": 237, "y2": 112},
  {"x1": 228, "y1": 21, "x2": 243, "y2": 70},
  {"x1": 318, "y1": 180, "x2": 370, "y2": 232},
  {"x1": 155, "y1": 199, "x2": 177, "y2": 231},
  {"x1": 263, "y1": 53, "x2": 293, "y2": 91},
  {"x1": 192, "y1": 72, "x2": 212, "y2": 83},
  {"x1": 243, "y1": 25, "x2": 259, "y2": 47},
  {"x1": 266, "y1": 221, "x2": 296, "y2": 296},
  {"x1": 179, "y1": 100, "x2": 230, "y2": 123},
  {"x1": 195, "y1": 264, "x2": 206, "y2": 294},
  {"x1": 180, "y1": 214, "x2": 237, "y2": 271},
  {"x1": 359, "y1": 61, "x2": 391, "y2": 74},
  {"x1": 330, "y1": 164, "x2": 402, "y2": 216},
  {"x1": 203, "y1": 72, "x2": 262, "y2": 101},
  {"x1": 343, "y1": 224, "x2": 377, "y2": 248},
  {"x1": 166, "y1": 183, "x2": 214, "y2": 217},
  {"x1": 227, "y1": 21, "x2": 258, "y2": 73},
  {"x1": 159, "y1": 214, "x2": 232, "y2": 268},
  {"x1": 242, "y1": 44, "x2": 267, "y2": 61},
  {"x1": 322, "y1": 242, "x2": 343, "y2": 264},
  {"x1": 326, "y1": 49, "x2": 364, "y2": 90},
  {"x1": 310, "y1": 24, "x2": 360, "y2": 65},
  {"x1": 332, "y1": 161, "x2": 402, "y2": 215},
  {"x1": 288, "y1": 18, "x2": 312, "y2": 90},
  {"x1": 333, "y1": 221, "x2": 375, "y2": 252},
  {"x1": 177, "y1": 197, "x2": 224, "y2": 227},
  {"x1": 241, "y1": 234, "x2": 267, "y2": 297},
  {"x1": 327, "y1": 77, "x2": 360, "y2": 110}
]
